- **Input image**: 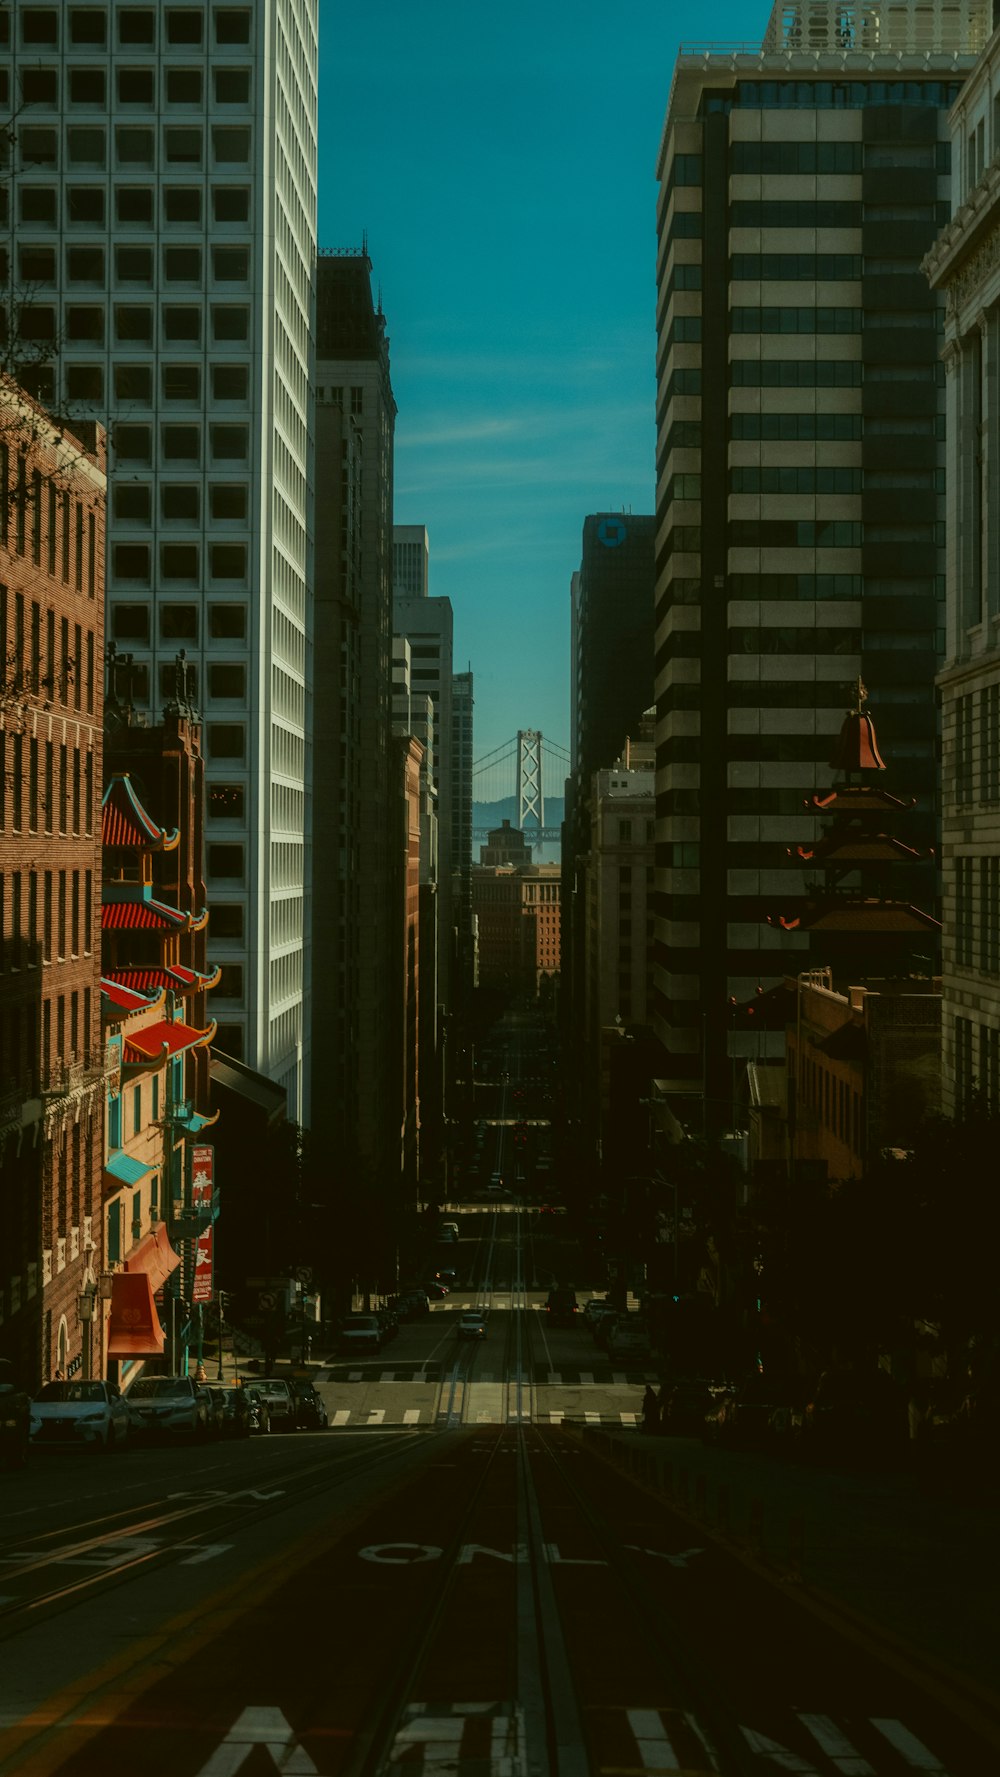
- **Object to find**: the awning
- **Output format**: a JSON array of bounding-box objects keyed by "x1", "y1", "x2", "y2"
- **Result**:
[
  {"x1": 125, "y1": 1222, "x2": 182, "y2": 1292},
  {"x1": 176, "y1": 1108, "x2": 219, "y2": 1135},
  {"x1": 107, "y1": 1272, "x2": 165, "y2": 1358},
  {"x1": 105, "y1": 1151, "x2": 157, "y2": 1187},
  {"x1": 123, "y1": 1017, "x2": 216, "y2": 1064}
]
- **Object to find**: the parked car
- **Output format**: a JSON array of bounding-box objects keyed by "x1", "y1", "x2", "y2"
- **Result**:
[
  {"x1": 337, "y1": 1314, "x2": 383, "y2": 1355},
  {"x1": 198, "y1": 1384, "x2": 227, "y2": 1439},
  {"x1": 582, "y1": 1298, "x2": 611, "y2": 1327},
  {"x1": 456, "y1": 1311, "x2": 488, "y2": 1341},
  {"x1": 128, "y1": 1376, "x2": 210, "y2": 1441},
  {"x1": 434, "y1": 1268, "x2": 458, "y2": 1285},
  {"x1": 252, "y1": 1377, "x2": 299, "y2": 1431},
  {"x1": 290, "y1": 1379, "x2": 329, "y2": 1430},
  {"x1": 0, "y1": 1358, "x2": 30, "y2": 1469},
  {"x1": 244, "y1": 1387, "x2": 271, "y2": 1435},
  {"x1": 660, "y1": 1379, "x2": 728, "y2": 1437},
  {"x1": 396, "y1": 1290, "x2": 430, "y2": 1320},
  {"x1": 375, "y1": 1306, "x2": 399, "y2": 1342},
  {"x1": 205, "y1": 1384, "x2": 252, "y2": 1439},
  {"x1": 607, "y1": 1318, "x2": 652, "y2": 1363},
  {"x1": 422, "y1": 1281, "x2": 450, "y2": 1301},
  {"x1": 30, "y1": 1379, "x2": 133, "y2": 1452},
  {"x1": 703, "y1": 1371, "x2": 801, "y2": 1450}
]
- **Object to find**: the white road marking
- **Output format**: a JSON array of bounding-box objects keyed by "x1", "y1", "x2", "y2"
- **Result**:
[
  {"x1": 477, "y1": 1410, "x2": 495, "y2": 1422},
  {"x1": 547, "y1": 1372, "x2": 562, "y2": 1384},
  {"x1": 367, "y1": 1409, "x2": 386, "y2": 1425},
  {"x1": 379, "y1": 1371, "x2": 396, "y2": 1382},
  {"x1": 194, "y1": 1705, "x2": 318, "y2": 1775},
  {"x1": 331, "y1": 1409, "x2": 350, "y2": 1426},
  {"x1": 797, "y1": 1715, "x2": 875, "y2": 1773},
  {"x1": 579, "y1": 1371, "x2": 594, "y2": 1384},
  {"x1": 348, "y1": 1370, "x2": 362, "y2": 1382},
  {"x1": 620, "y1": 1411, "x2": 637, "y2": 1427},
  {"x1": 627, "y1": 1708, "x2": 681, "y2": 1771},
  {"x1": 177, "y1": 1543, "x2": 233, "y2": 1565},
  {"x1": 584, "y1": 1411, "x2": 601, "y2": 1425},
  {"x1": 740, "y1": 1726, "x2": 818, "y2": 1771},
  {"x1": 403, "y1": 1409, "x2": 420, "y2": 1425},
  {"x1": 871, "y1": 1720, "x2": 948, "y2": 1772},
  {"x1": 612, "y1": 1372, "x2": 628, "y2": 1385},
  {"x1": 549, "y1": 1410, "x2": 565, "y2": 1424}
]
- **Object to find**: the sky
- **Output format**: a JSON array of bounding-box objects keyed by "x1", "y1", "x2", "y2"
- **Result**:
[{"x1": 317, "y1": 0, "x2": 759, "y2": 767}]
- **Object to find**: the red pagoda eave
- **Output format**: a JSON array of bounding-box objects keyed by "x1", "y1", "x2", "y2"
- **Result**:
[
  {"x1": 122, "y1": 1017, "x2": 217, "y2": 1068},
  {"x1": 101, "y1": 979, "x2": 166, "y2": 1016},
  {"x1": 102, "y1": 898, "x2": 189, "y2": 932},
  {"x1": 768, "y1": 902, "x2": 942, "y2": 935},
  {"x1": 106, "y1": 962, "x2": 222, "y2": 994},
  {"x1": 809, "y1": 787, "x2": 916, "y2": 814},
  {"x1": 792, "y1": 838, "x2": 924, "y2": 863},
  {"x1": 101, "y1": 774, "x2": 180, "y2": 851}
]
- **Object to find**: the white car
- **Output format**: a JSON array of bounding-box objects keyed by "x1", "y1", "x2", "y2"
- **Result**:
[
  {"x1": 30, "y1": 1380, "x2": 131, "y2": 1451},
  {"x1": 127, "y1": 1375, "x2": 210, "y2": 1440},
  {"x1": 456, "y1": 1311, "x2": 488, "y2": 1341}
]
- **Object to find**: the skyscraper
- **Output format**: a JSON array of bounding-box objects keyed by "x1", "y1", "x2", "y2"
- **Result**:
[
  {"x1": 654, "y1": 0, "x2": 979, "y2": 1120},
  {"x1": 393, "y1": 590, "x2": 456, "y2": 1004},
  {"x1": 0, "y1": 0, "x2": 318, "y2": 1115}
]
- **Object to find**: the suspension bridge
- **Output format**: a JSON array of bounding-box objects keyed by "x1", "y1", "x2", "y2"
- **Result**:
[{"x1": 472, "y1": 730, "x2": 570, "y2": 845}]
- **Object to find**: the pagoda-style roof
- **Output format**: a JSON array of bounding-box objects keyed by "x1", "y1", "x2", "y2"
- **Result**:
[
  {"x1": 105, "y1": 962, "x2": 222, "y2": 995},
  {"x1": 807, "y1": 786, "x2": 917, "y2": 815},
  {"x1": 101, "y1": 979, "x2": 166, "y2": 1016},
  {"x1": 102, "y1": 893, "x2": 209, "y2": 933},
  {"x1": 792, "y1": 836, "x2": 925, "y2": 865},
  {"x1": 102, "y1": 775, "x2": 179, "y2": 851},
  {"x1": 768, "y1": 901, "x2": 942, "y2": 935},
  {"x1": 123, "y1": 1017, "x2": 217, "y2": 1069},
  {"x1": 829, "y1": 704, "x2": 885, "y2": 773}
]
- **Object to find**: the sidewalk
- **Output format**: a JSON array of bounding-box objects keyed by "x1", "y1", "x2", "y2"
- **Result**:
[{"x1": 583, "y1": 1426, "x2": 1000, "y2": 1737}]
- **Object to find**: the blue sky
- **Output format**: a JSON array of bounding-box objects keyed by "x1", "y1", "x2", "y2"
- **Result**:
[{"x1": 318, "y1": 0, "x2": 758, "y2": 766}]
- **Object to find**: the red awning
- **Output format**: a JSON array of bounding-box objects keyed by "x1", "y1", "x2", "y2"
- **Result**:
[
  {"x1": 107, "y1": 1272, "x2": 165, "y2": 1358},
  {"x1": 125, "y1": 1222, "x2": 182, "y2": 1291},
  {"x1": 123, "y1": 1018, "x2": 215, "y2": 1064}
]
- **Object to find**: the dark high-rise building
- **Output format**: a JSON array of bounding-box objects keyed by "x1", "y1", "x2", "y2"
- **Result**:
[{"x1": 654, "y1": 2, "x2": 976, "y2": 1123}]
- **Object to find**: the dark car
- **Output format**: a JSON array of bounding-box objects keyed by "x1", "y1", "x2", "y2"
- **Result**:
[
  {"x1": 291, "y1": 1379, "x2": 328, "y2": 1430},
  {"x1": 0, "y1": 1359, "x2": 30, "y2": 1470},
  {"x1": 244, "y1": 1387, "x2": 271, "y2": 1435},
  {"x1": 397, "y1": 1290, "x2": 430, "y2": 1320},
  {"x1": 545, "y1": 1286, "x2": 580, "y2": 1328},
  {"x1": 206, "y1": 1385, "x2": 252, "y2": 1438},
  {"x1": 252, "y1": 1376, "x2": 298, "y2": 1432},
  {"x1": 422, "y1": 1281, "x2": 449, "y2": 1300},
  {"x1": 704, "y1": 1371, "x2": 802, "y2": 1449}
]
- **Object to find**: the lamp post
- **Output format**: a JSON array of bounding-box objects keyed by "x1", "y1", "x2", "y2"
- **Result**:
[{"x1": 77, "y1": 1278, "x2": 97, "y2": 1380}]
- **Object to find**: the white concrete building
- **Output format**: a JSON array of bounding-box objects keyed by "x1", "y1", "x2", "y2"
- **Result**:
[
  {"x1": 0, "y1": 0, "x2": 318, "y2": 1115},
  {"x1": 925, "y1": 15, "x2": 1000, "y2": 1115}
]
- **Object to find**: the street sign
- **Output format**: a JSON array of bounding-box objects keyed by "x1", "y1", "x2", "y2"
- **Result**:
[{"x1": 258, "y1": 1291, "x2": 277, "y2": 1311}]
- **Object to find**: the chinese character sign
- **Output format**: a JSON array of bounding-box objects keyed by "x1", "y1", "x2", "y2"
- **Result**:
[
  {"x1": 192, "y1": 1145, "x2": 214, "y2": 1210},
  {"x1": 192, "y1": 1225, "x2": 214, "y2": 1304}
]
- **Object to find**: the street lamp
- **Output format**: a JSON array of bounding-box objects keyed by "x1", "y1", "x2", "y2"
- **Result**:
[{"x1": 77, "y1": 1277, "x2": 97, "y2": 1380}]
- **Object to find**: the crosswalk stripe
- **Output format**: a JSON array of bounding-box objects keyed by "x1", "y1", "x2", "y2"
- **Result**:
[
  {"x1": 870, "y1": 1720, "x2": 948, "y2": 1773},
  {"x1": 620, "y1": 1412, "x2": 637, "y2": 1427},
  {"x1": 331, "y1": 1409, "x2": 350, "y2": 1426},
  {"x1": 367, "y1": 1409, "x2": 385, "y2": 1425},
  {"x1": 626, "y1": 1709, "x2": 681, "y2": 1772},
  {"x1": 403, "y1": 1409, "x2": 420, "y2": 1425}
]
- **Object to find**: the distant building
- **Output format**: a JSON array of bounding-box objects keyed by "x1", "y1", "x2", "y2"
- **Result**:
[
  {"x1": 480, "y1": 820, "x2": 531, "y2": 867},
  {"x1": 393, "y1": 590, "x2": 456, "y2": 1003},
  {"x1": 925, "y1": 31, "x2": 1000, "y2": 1117},
  {"x1": 393, "y1": 526, "x2": 430, "y2": 600},
  {"x1": 471, "y1": 855, "x2": 561, "y2": 996},
  {"x1": 586, "y1": 738, "x2": 655, "y2": 1042}
]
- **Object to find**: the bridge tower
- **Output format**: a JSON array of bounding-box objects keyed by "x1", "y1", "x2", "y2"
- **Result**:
[{"x1": 517, "y1": 730, "x2": 544, "y2": 842}]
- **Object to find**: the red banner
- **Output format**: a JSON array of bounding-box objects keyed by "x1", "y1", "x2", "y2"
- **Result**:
[
  {"x1": 192, "y1": 1225, "x2": 214, "y2": 1303},
  {"x1": 192, "y1": 1145, "x2": 214, "y2": 1210}
]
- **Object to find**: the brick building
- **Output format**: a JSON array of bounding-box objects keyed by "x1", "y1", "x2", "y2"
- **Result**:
[{"x1": 0, "y1": 381, "x2": 106, "y2": 1388}]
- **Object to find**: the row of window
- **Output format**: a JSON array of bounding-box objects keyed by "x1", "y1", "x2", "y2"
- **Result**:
[
  {"x1": 10, "y1": 123, "x2": 252, "y2": 170},
  {"x1": 952, "y1": 1016, "x2": 1000, "y2": 1117},
  {"x1": 113, "y1": 485, "x2": 246, "y2": 530},
  {"x1": 0, "y1": 457, "x2": 100, "y2": 598},
  {"x1": 953, "y1": 687, "x2": 1000, "y2": 806},
  {"x1": 0, "y1": 737, "x2": 95, "y2": 840},
  {"x1": 39, "y1": 362, "x2": 249, "y2": 409},
  {"x1": 111, "y1": 423, "x2": 250, "y2": 465},
  {"x1": 954, "y1": 857, "x2": 1000, "y2": 974},
  {"x1": 5, "y1": 305, "x2": 254, "y2": 355},
  {"x1": 14, "y1": 243, "x2": 249, "y2": 286},
  {"x1": 9, "y1": 183, "x2": 249, "y2": 228},
  {"x1": 0, "y1": 867, "x2": 94, "y2": 966},
  {"x1": 12, "y1": 8, "x2": 252, "y2": 48},
  {"x1": 701, "y1": 78, "x2": 962, "y2": 112},
  {"x1": 113, "y1": 544, "x2": 244, "y2": 584},
  {"x1": 728, "y1": 199, "x2": 947, "y2": 228},
  {"x1": 14, "y1": 64, "x2": 251, "y2": 108}
]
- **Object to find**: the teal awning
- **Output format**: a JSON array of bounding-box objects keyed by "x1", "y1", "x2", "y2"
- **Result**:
[
  {"x1": 177, "y1": 1110, "x2": 214, "y2": 1135},
  {"x1": 104, "y1": 1152, "x2": 156, "y2": 1186}
]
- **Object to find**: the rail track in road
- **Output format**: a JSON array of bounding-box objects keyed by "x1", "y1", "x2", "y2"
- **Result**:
[{"x1": 7, "y1": 1420, "x2": 990, "y2": 1777}]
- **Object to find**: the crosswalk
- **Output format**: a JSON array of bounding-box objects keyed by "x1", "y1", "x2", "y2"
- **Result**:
[
  {"x1": 315, "y1": 1368, "x2": 661, "y2": 1386},
  {"x1": 323, "y1": 1406, "x2": 640, "y2": 1429}
]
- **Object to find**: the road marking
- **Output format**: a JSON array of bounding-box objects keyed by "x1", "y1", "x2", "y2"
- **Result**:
[
  {"x1": 547, "y1": 1371, "x2": 563, "y2": 1384},
  {"x1": 580, "y1": 1371, "x2": 594, "y2": 1384},
  {"x1": 348, "y1": 1370, "x2": 362, "y2": 1382},
  {"x1": 379, "y1": 1371, "x2": 397, "y2": 1382},
  {"x1": 367, "y1": 1409, "x2": 386, "y2": 1425},
  {"x1": 871, "y1": 1720, "x2": 948, "y2": 1772},
  {"x1": 403, "y1": 1409, "x2": 420, "y2": 1425},
  {"x1": 620, "y1": 1412, "x2": 637, "y2": 1427},
  {"x1": 797, "y1": 1714, "x2": 875, "y2": 1773},
  {"x1": 626, "y1": 1708, "x2": 681, "y2": 1771},
  {"x1": 740, "y1": 1726, "x2": 818, "y2": 1772},
  {"x1": 194, "y1": 1704, "x2": 318, "y2": 1775},
  {"x1": 331, "y1": 1409, "x2": 350, "y2": 1426},
  {"x1": 549, "y1": 1410, "x2": 565, "y2": 1425},
  {"x1": 612, "y1": 1372, "x2": 628, "y2": 1385},
  {"x1": 177, "y1": 1543, "x2": 233, "y2": 1565},
  {"x1": 585, "y1": 1411, "x2": 602, "y2": 1425}
]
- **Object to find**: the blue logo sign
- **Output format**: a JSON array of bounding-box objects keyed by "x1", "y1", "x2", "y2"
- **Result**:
[{"x1": 597, "y1": 518, "x2": 627, "y2": 549}]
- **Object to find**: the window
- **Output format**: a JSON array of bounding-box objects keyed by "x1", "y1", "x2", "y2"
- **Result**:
[
  {"x1": 210, "y1": 545, "x2": 245, "y2": 579},
  {"x1": 161, "y1": 425, "x2": 200, "y2": 462},
  {"x1": 69, "y1": 69, "x2": 106, "y2": 104},
  {"x1": 67, "y1": 128, "x2": 107, "y2": 167},
  {"x1": 112, "y1": 545, "x2": 151, "y2": 582},
  {"x1": 117, "y1": 68, "x2": 154, "y2": 104},
  {"x1": 208, "y1": 784, "x2": 245, "y2": 819},
  {"x1": 161, "y1": 483, "x2": 200, "y2": 520},
  {"x1": 209, "y1": 663, "x2": 245, "y2": 698},
  {"x1": 164, "y1": 186, "x2": 202, "y2": 222},
  {"x1": 116, "y1": 126, "x2": 155, "y2": 165},
  {"x1": 162, "y1": 544, "x2": 199, "y2": 580},
  {"x1": 160, "y1": 605, "x2": 198, "y2": 640},
  {"x1": 210, "y1": 902, "x2": 244, "y2": 937},
  {"x1": 167, "y1": 9, "x2": 204, "y2": 43},
  {"x1": 163, "y1": 307, "x2": 201, "y2": 341},
  {"x1": 212, "y1": 187, "x2": 249, "y2": 223},
  {"x1": 165, "y1": 126, "x2": 203, "y2": 163},
  {"x1": 211, "y1": 424, "x2": 248, "y2": 460},
  {"x1": 211, "y1": 306, "x2": 249, "y2": 341},
  {"x1": 21, "y1": 127, "x2": 58, "y2": 166},
  {"x1": 163, "y1": 364, "x2": 201, "y2": 401},
  {"x1": 214, "y1": 68, "x2": 250, "y2": 103},
  {"x1": 115, "y1": 184, "x2": 153, "y2": 221},
  {"x1": 159, "y1": 659, "x2": 198, "y2": 700},
  {"x1": 20, "y1": 188, "x2": 57, "y2": 224},
  {"x1": 112, "y1": 605, "x2": 150, "y2": 645},
  {"x1": 208, "y1": 725, "x2": 244, "y2": 760},
  {"x1": 212, "y1": 246, "x2": 248, "y2": 281},
  {"x1": 66, "y1": 187, "x2": 105, "y2": 223},
  {"x1": 66, "y1": 364, "x2": 103, "y2": 402},
  {"x1": 114, "y1": 424, "x2": 152, "y2": 463},
  {"x1": 210, "y1": 604, "x2": 246, "y2": 638},
  {"x1": 113, "y1": 485, "x2": 152, "y2": 525},
  {"x1": 208, "y1": 844, "x2": 244, "y2": 879},
  {"x1": 165, "y1": 245, "x2": 202, "y2": 281},
  {"x1": 115, "y1": 305, "x2": 153, "y2": 343},
  {"x1": 211, "y1": 364, "x2": 248, "y2": 402},
  {"x1": 19, "y1": 246, "x2": 55, "y2": 282},
  {"x1": 166, "y1": 68, "x2": 203, "y2": 104},
  {"x1": 66, "y1": 306, "x2": 104, "y2": 341},
  {"x1": 70, "y1": 8, "x2": 106, "y2": 43},
  {"x1": 68, "y1": 245, "x2": 105, "y2": 282},
  {"x1": 212, "y1": 127, "x2": 250, "y2": 164},
  {"x1": 119, "y1": 10, "x2": 156, "y2": 45},
  {"x1": 215, "y1": 10, "x2": 251, "y2": 43},
  {"x1": 114, "y1": 364, "x2": 152, "y2": 402},
  {"x1": 21, "y1": 68, "x2": 58, "y2": 104}
]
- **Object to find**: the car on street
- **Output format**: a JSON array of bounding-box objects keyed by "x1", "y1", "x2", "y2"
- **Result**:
[
  {"x1": 290, "y1": 1379, "x2": 329, "y2": 1430},
  {"x1": 0, "y1": 1358, "x2": 30, "y2": 1469},
  {"x1": 396, "y1": 1290, "x2": 430, "y2": 1320},
  {"x1": 422, "y1": 1280, "x2": 450, "y2": 1300},
  {"x1": 607, "y1": 1318, "x2": 653, "y2": 1363},
  {"x1": 703, "y1": 1370, "x2": 802, "y2": 1449},
  {"x1": 582, "y1": 1298, "x2": 613, "y2": 1328},
  {"x1": 29, "y1": 1379, "x2": 132, "y2": 1451},
  {"x1": 545, "y1": 1286, "x2": 580, "y2": 1327},
  {"x1": 244, "y1": 1386, "x2": 271, "y2": 1435},
  {"x1": 205, "y1": 1384, "x2": 252, "y2": 1438},
  {"x1": 337, "y1": 1314, "x2": 383, "y2": 1355},
  {"x1": 456, "y1": 1310, "x2": 488, "y2": 1340},
  {"x1": 127, "y1": 1375, "x2": 210, "y2": 1441},
  {"x1": 434, "y1": 1267, "x2": 458, "y2": 1285},
  {"x1": 253, "y1": 1377, "x2": 299, "y2": 1431}
]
